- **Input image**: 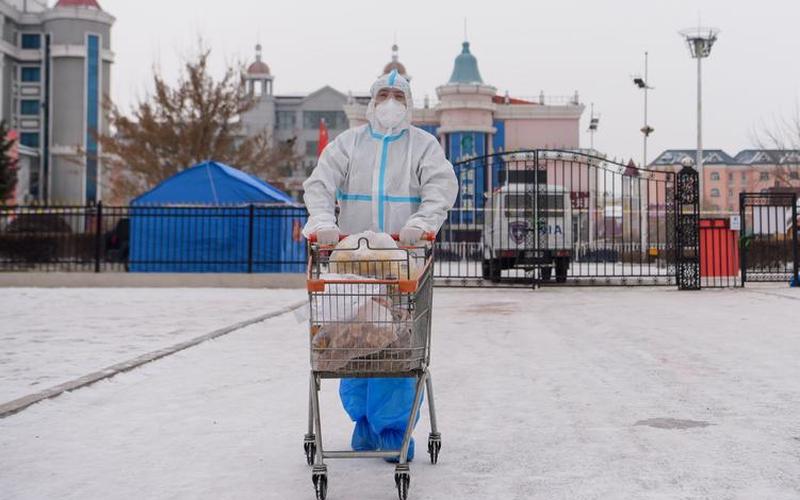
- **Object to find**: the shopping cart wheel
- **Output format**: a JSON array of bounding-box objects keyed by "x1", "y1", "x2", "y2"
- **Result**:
[
  {"x1": 304, "y1": 433, "x2": 316, "y2": 465},
  {"x1": 394, "y1": 464, "x2": 410, "y2": 500},
  {"x1": 312, "y1": 465, "x2": 327, "y2": 500},
  {"x1": 427, "y1": 432, "x2": 441, "y2": 464}
]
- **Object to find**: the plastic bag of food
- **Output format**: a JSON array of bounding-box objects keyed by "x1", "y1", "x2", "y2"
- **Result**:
[
  {"x1": 310, "y1": 275, "x2": 399, "y2": 371},
  {"x1": 329, "y1": 231, "x2": 421, "y2": 280}
]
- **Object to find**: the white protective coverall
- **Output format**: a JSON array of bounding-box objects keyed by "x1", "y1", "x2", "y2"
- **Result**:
[
  {"x1": 302, "y1": 70, "x2": 458, "y2": 238},
  {"x1": 302, "y1": 70, "x2": 458, "y2": 460}
]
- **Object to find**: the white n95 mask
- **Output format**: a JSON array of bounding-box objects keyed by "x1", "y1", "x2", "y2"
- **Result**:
[{"x1": 375, "y1": 99, "x2": 406, "y2": 129}]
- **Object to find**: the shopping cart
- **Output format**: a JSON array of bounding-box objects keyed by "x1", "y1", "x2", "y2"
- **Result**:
[{"x1": 303, "y1": 233, "x2": 441, "y2": 500}]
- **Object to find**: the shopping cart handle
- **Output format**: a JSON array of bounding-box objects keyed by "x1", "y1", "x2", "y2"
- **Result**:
[
  {"x1": 307, "y1": 233, "x2": 348, "y2": 244},
  {"x1": 308, "y1": 232, "x2": 436, "y2": 243},
  {"x1": 390, "y1": 232, "x2": 437, "y2": 242}
]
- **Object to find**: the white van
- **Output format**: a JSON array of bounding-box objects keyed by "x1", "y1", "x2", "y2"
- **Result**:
[{"x1": 482, "y1": 183, "x2": 573, "y2": 282}]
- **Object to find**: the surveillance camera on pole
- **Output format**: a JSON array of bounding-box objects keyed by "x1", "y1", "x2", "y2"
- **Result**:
[
  {"x1": 631, "y1": 52, "x2": 654, "y2": 167},
  {"x1": 680, "y1": 26, "x2": 719, "y2": 208},
  {"x1": 587, "y1": 103, "x2": 600, "y2": 151}
]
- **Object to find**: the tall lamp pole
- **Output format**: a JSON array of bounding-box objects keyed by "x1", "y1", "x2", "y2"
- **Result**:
[
  {"x1": 633, "y1": 52, "x2": 654, "y2": 168},
  {"x1": 588, "y1": 103, "x2": 599, "y2": 151},
  {"x1": 680, "y1": 27, "x2": 719, "y2": 208}
]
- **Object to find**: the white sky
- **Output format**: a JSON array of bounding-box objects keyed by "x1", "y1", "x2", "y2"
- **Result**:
[{"x1": 98, "y1": 0, "x2": 800, "y2": 165}]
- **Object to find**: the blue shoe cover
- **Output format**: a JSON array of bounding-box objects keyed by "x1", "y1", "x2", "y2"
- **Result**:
[
  {"x1": 351, "y1": 417, "x2": 379, "y2": 451},
  {"x1": 379, "y1": 429, "x2": 414, "y2": 463}
]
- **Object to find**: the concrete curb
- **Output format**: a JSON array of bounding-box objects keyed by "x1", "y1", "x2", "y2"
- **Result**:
[
  {"x1": 0, "y1": 299, "x2": 308, "y2": 419},
  {"x1": 0, "y1": 273, "x2": 307, "y2": 289}
]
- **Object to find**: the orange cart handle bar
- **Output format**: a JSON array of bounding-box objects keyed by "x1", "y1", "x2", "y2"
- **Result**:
[{"x1": 307, "y1": 232, "x2": 436, "y2": 244}]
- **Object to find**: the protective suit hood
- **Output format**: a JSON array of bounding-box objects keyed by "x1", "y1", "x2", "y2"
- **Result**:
[
  {"x1": 366, "y1": 69, "x2": 413, "y2": 135},
  {"x1": 303, "y1": 69, "x2": 458, "y2": 236}
]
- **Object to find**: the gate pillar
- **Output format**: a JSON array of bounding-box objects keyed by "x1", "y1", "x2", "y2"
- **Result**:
[{"x1": 676, "y1": 165, "x2": 700, "y2": 290}]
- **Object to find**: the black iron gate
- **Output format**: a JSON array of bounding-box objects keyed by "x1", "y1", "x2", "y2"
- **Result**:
[
  {"x1": 434, "y1": 150, "x2": 678, "y2": 287},
  {"x1": 739, "y1": 192, "x2": 799, "y2": 286},
  {"x1": 675, "y1": 165, "x2": 700, "y2": 290}
]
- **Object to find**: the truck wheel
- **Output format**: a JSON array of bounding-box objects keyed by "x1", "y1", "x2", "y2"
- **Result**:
[
  {"x1": 541, "y1": 266, "x2": 552, "y2": 281},
  {"x1": 482, "y1": 259, "x2": 501, "y2": 283},
  {"x1": 555, "y1": 258, "x2": 569, "y2": 283}
]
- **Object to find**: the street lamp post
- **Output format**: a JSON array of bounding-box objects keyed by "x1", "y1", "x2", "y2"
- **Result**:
[
  {"x1": 588, "y1": 103, "x2": 599, "y2": 151},
  {"x1": 633, "y1": 52, "x2": 654, "y2": 168},
  {"x1": 680, "y1": 27, "x2": 719, "y2": 209}
]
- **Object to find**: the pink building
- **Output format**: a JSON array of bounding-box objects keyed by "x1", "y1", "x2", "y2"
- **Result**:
[
  {"x1": 344, "y1": 41, "x2": 585, "y2": 162},
  {"x1": 651, "y1": 149, "x2": 800, "y2": 213}
]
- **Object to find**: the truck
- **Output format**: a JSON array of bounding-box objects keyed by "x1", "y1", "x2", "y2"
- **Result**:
[{"x1": 482, "y1": 182, "x2": 573, "y2": 283}]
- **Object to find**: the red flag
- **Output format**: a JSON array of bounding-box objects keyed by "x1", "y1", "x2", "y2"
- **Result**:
[{"x1": 317, "y1": 118, "x2": 329, "y2": 158}]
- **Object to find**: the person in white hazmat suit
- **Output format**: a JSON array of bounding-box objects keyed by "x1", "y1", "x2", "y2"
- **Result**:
[{"x1": 302, "y1": 69, "x2": 458, "y2": 461}]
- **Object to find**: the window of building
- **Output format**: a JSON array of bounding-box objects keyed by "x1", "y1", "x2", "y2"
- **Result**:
[
  {"x1": 728, "y1": 189, "x2": 734, "y2": 197},
  {"x1": 21, "y1": 33, "x2": 41, "y2": 50},
  {"x1": 303, "y1": 111, "x2": 347, "y2": 130},
  {"x1": 305, "y1": 141, "x2": 319, "y2": 157},
  {"x1": 710, "y1": 188, "x2": 720, "y2": 198},
  {"x1": 276, "y1": 111, "x2": 296, "y2": 130},
  {"x1": 20, "y1": 132, "x2": 39, "y2": 148},
  {"x1": 710, "y1": 172, "x2": 720, "y2": 181},
  {"x1": 759, "y1": 172, "x2": 770, "y2": 181},
  {"x1": 21, "y1": 67, "x2": 41, "y2": 82},
  {"x1": 741, "y1": 172, "x2": 747, "y2": 181},
  {"x1": 728, "y1": 172, "x2": 734, "y2": 181},
  {"x1": 20, "y1": 99, "x2": 40, "y2": 115},
  {"x1": 790, "y1": 171, "x2": 800, "y2": 180}
]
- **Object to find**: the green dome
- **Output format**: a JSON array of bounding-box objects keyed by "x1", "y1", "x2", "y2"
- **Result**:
[{"x1": 448, "y1": 42, "x2": 483, "y2": 84}]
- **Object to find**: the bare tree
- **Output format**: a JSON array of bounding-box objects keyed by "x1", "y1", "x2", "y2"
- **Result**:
[
  {"x1": 751, "y1": 104, "x2": 800, "y2": 190},
  {"x1": 98, "y1": 49, "x2": 299, "y2": 203}
]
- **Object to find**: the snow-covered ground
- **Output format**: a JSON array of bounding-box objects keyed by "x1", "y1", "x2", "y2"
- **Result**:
[
  {"x1": 0, "y1": 288, "x2": 306, "y2": 402},
  {"x1": 2, "y1": 285, "x2": 800, "y2": 499}
]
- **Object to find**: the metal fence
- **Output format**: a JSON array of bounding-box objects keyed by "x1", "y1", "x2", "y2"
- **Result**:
[
  {"x1": 698, "y1": 218, "x2": 741, "y2": 288},
  {"x1": 10, "y1": 184, "x2": 792, "y2": 291},
  {"x1": 433, "y1": 150, "x2": 678, "y2": 287},
  {"x1": 0, "y1": 203, "x2": 308, "y2": 273},
  {"x1": 739, "y1": 192, "x2": 799, "y2": 285}
]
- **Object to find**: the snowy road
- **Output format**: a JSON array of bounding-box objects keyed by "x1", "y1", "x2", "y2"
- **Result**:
[
  {"x1": 0, "y1": 288, "x2": 307, "y2": 402},
  {"x1": 2, "y1": 286, "x2": 800, "y2": 499}
]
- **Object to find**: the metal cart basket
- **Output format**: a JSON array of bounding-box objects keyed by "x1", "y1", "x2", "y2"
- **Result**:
[{"x1": 303, "y1": 234, "x2": 441, "y2": 500}]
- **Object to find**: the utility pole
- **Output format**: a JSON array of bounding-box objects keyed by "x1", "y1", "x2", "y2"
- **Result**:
[
  {"x1": 633, "y1": 52, "x2": 654, "y2": 168},
  {"x1": 588, "y1": 103, "x2": 599, "y2": 151}
]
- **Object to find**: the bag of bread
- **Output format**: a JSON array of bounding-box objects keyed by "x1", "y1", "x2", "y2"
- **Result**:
[{"x1": 328, "y1": 231, "x2": 421, "y2": 280}]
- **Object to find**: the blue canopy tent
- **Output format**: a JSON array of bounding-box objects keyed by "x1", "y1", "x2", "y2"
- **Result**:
[{"x1": 129, "y1": 161, "x2": 307, "y2": 273}]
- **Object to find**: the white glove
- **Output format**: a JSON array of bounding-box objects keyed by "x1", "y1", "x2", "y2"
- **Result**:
[
  {"x1": 316, "y1": 226, "x2": 340, "y2": 246},
  {"x1": 399, "y1": 225, "x2": 424, "y2": 246}
]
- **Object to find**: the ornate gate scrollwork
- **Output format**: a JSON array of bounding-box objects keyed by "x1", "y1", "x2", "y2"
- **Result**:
[{"x1": 675, "y1": 165, "x2": 700, "y2": 290}]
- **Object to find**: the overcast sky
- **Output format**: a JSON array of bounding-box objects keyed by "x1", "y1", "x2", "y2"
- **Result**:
[{"x1": 99, "y1": 0, "x2": 800, "y2": 165}]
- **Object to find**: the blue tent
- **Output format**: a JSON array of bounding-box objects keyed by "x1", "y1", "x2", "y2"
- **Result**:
[{"x1": 129, "y1": 161, "x2": 307, "y2": 273}]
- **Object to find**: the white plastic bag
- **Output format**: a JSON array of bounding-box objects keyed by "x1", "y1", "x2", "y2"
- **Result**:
[
  {"x1": 310, "y1": 274, "x2": 399, "y2": 371},
  {"x1": 329, "y1": 231, "x2": 421, "y2": 280}
]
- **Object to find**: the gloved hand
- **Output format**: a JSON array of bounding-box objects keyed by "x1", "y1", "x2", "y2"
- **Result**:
[
  {"x1": 399, "y1": 225, "x2": 424, "y2": 246},
  {"x1": 316, "y1": 226, "x2": 340, "y2": 246}
]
